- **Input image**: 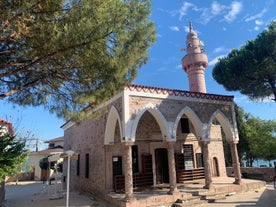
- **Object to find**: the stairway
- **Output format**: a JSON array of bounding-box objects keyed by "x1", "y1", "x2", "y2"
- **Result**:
[{"x1": 171, "y1": 189, "x2": 228, "y2": 207}]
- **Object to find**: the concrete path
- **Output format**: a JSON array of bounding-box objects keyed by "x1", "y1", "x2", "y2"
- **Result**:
[
  {"x1": 198, "y1": 183, "x2": 276, "y2": 207},
  {"x1": 4, "y1": 181, "x2": 112, "y2": 207}
]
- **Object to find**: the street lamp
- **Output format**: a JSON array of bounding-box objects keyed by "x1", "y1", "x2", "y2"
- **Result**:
[{"x1": 60, "y1": 150, "x2": 78, "y2": 207}]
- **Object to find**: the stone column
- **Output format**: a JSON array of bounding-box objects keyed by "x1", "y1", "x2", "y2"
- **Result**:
[
  {"x1": 230, "y1": 141, "x2": 241, "y2": 184},
  {"x1": 124, "y1": 143, "x2": 135, "y2": 201},
  {"x1": 104, "y1": 145, "x2": 113, "y2": 193},
  {"x1": 167, "y1": 142, "x2": 178, "y2": 195},
  {"x1": 200, "y1": 141, "x2": 213, "y2": 189}
]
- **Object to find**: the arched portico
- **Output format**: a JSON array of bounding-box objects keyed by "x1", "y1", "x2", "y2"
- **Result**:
[
  {"x1": 104, "y1": 106, "x2": 124, "y2": 193},
  {"x1": 129, "y1": 103, "x2": 169, "y2": 142},
  {"x1": 208, "y1": 109, "x2": 235, "y2": 142},
  {"x1": 208, "y1": 109, "x2": 241, "y2": 184},
  {"x1": 172, "y1": 106, "x2": 204, "y2": 140},
  {"x1": 104, "y1": 106, "x2": 123, "y2": 145}
]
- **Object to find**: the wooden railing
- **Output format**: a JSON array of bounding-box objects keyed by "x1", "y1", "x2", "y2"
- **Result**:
[
  {"x1": 133, "y1": 172, "x2": 153, "y2": 188},
  {"x1": 114, "y1": 172, "x2": 153, "y2": 192},
  {"x1": 176, "y1": 168, "x2": 205, "y2": 183}
]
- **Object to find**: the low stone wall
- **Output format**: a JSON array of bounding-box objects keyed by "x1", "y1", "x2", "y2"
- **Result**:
[
  {"x1": 226, "y1": 167, "x2": 276, "y2": 182},
  {"x1": 5, "y1": 172, "x2": 32, "y2": 183}
]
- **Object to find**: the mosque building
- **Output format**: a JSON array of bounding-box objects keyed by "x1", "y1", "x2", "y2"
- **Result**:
[{"x1": 62, "y1": 21, "x2": 241, "y2": 205}]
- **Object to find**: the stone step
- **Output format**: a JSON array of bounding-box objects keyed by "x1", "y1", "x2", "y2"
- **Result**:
[
  {"x1": 204, "y1": 194, "x2": 227, "y2": 203},
  {"x1": 171, "y1": 194, "x2": 207, "y2": 207}
]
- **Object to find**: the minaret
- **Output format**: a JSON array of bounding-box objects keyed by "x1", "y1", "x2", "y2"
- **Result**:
[{"x1": 182, "y1": 21, "x2": 208, "y2": 93}]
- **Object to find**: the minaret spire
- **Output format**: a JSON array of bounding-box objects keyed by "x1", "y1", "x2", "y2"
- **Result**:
[
  {"x1": 182, "y1": 21, "x2": 208, "y2": 93},
  {"x1": 189, "y1": 19, "x2": 193, "y2": 32}
]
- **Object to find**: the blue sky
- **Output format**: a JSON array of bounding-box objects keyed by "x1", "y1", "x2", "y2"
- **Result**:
[{"x1": 1, "y1": 0, "x2": 275, "y2": 150}]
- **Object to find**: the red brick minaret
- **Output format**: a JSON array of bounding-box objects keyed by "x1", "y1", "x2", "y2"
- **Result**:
[{"x1": 182, "y1": 21, "x2": 208, "y2": 93}]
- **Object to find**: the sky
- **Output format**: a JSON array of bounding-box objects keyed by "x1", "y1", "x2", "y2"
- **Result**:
[{"x1": 1, "y1": 0, "x2": 275, "y2": 151}]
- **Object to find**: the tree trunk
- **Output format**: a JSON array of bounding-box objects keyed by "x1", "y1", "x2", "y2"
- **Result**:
[{"x1": 0, "y1": 181, "x2": 5, "y2": 207}]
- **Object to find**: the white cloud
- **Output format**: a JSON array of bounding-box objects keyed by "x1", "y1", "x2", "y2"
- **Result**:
[
  {"x1": 208, "y1": 55, "x2": 225, "y2": 66},
  {"x1": 179, "y1": 2, "x2": 193, "y2": 20},
  {"x1": 254, "y1": 26, "x2": 260, "y2": 31},
  {"x1": 169, "y1": 26, "x2": 179, "y2": 32},
  {"x1": 234, "y1": 96, "x2": 250, "y2": 103},
  {"x1": 213, "y1": 46, "x2": 226, "y2": 54},
  {"x1": 224, "y1": 1, "x2": 242, "y2": 22},
  {"x1": 255, "y1": 20, "x2": 263, "y2": 25},
  {"x1": 183, "y1": 25, "x2": 200, "y2": 34},
  {"x1": 211, "y1": 1, "x2": 225, "y2": 15},
  {"x1": 184, "y1": 26, "x2": 189, "y2": 33},
  {"x1": 245, "y1": 8, "x2": 267, "y2": 22},
  {"x1": 200, "y1": 8, "x2": 214, "y2": 24}
]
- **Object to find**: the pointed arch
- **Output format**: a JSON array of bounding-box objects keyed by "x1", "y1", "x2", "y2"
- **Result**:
[
  {"x1": 130, "y1": 103, "x2": 169, "y2": 141},
  {"x1": 104, "y1": 106, "x2": 123, "y2": 145},
  {"x1": 208, "y1": 110, "x2": 234, "y2": 142},
  {"x1": 173, "y1": 106, "x2": 203, "y2": 140}
]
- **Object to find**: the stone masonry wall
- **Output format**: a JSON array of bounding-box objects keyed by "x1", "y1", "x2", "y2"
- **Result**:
[
  {"x1": 128, "y1": 96, "x2": 234, "y2": 124},
  {"x1": 63, "y1": 98, "x2": 123, "y2": 195},
  {"x1": 227, "y1": 167, "x2": 276, "y2": 182},
  {"x1": 63, "y1": 113, "x2": 108, "y2": 194}
]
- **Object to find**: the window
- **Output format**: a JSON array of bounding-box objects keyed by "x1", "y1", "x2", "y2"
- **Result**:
[
  {"x1": 181, "y1": 118, "x2": 190, "y2": 133},
  {"x1": 76, "y1": 154, "x2": 80, "y2": 176},
  {"x1": 183, "y1": 144, "x2": 194, "y2": 169},
  {"x1": 49, "y1": 143, "x2": 55, "y2": 148},
  {"x1": 196, "y1": 153, "x2": 204, "y2": 168},
  {"x1": 112, "y1": 156, "x2": 122, "y2": 176},
  {"x1": 85, "y1": 153, "x2": 89, "y2": 178}
]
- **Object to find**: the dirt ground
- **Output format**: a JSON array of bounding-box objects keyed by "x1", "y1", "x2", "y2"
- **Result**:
[
  {"x1": 3, "y1": 181, "x2": 112, "y2": 207},
  {"x1": 3, "y1": 181, "x2": 276, "y2": 207},
  {"x1": 198, "y1": 183, "x2": 276, "y2": 207}
]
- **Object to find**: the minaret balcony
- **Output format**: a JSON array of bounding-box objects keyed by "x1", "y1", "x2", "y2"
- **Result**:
[{"x1": 182, "y1": 53, "x2": 208, "y2": 71}]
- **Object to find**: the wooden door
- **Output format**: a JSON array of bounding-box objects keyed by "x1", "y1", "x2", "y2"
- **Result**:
[{"x1": 155, "y1": 148, "x2": 169, "y2": 184}]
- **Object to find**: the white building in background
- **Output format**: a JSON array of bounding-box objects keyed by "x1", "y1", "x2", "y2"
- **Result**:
[{"x1": 28, "y1": 137, "x2": 64, "y2": 181}]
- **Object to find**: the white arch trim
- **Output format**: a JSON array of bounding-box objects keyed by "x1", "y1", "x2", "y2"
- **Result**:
[
  {"x1": 208, "y1": 109, "x2": 234, "y2": 142},
  {"x1": 104, "y1": 106, "x2": 123, "y2": 145},
  {"x1": 173, "y1": 106, "x2": 204, "y2": 140},
  {"x1": 129, "y1": 103, "x2": 169, "y2": 141}
]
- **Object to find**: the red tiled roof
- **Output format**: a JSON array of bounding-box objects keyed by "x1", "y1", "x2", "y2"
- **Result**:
[
  {"x1": 126, "y1": 84, "x2": 234, "y2": 102},
  {"x1": 0, "y1": 118, "x2": 14, "y2": 135}
]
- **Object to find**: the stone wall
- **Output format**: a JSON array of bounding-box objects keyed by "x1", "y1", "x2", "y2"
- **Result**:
[
  {"x1": 128, "y1": 96, "x2": 234, "y2": 124},
  {"x1": 63, "y1": 113, "x2": 108, "y2": 194},
  {"x1": 5, "y1": 172, "x2": 32, "y2": 183},
  {"x1": 226, "y1": 167, "x2": 276, "y2": 182}
]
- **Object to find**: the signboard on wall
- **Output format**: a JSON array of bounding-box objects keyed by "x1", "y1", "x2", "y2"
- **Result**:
[{"x1": 185, "y1": 160, "x2": 194, "y2": 170}]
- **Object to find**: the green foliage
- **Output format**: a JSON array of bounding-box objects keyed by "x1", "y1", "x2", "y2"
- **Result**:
[
  {"x1": 0, "y1": 0, "x2": 156, "y2": 120},
  {"x1": 234, "y1": 105, "x2": 276, "y2": 166},
  {"x1": 39, "y1": 157, "x2": 57, "y2": 170},
  {"x1": 213, "y1": 21, "x2": 276, "y2": 102},
  {"x1": 0, "y1": 130, "x2": 28, "y2": 182},
  {"x1": 39, "y1": 157, "x2": 49, "y2": 170}
]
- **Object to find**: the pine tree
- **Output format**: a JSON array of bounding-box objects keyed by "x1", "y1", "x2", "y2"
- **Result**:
[
  {"x1": 0, "y1": 0, "x2": 156, "y2": 120},
  {"x1": 213, "y1": 21, "x2": 276, "y2": 102},
  {"x1": 0, "y1": 130, "x2": 27, "y2": 182}
]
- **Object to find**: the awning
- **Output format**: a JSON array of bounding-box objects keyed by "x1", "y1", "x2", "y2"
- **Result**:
[{"x1": 48, "y1": 150, "x2": 78, "y2": 162}]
